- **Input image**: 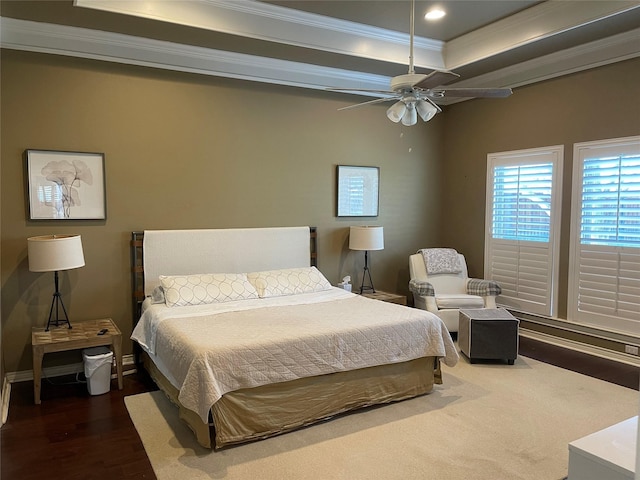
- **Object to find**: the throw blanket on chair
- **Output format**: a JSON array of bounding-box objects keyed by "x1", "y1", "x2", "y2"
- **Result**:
[{"x1": 419, "y1": 248, "x2": 462, "y2": 275}]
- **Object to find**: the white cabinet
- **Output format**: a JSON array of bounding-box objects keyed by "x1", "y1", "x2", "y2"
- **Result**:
[{"x1": 568, "y1": 416, "x2": 637, "y2": 480}]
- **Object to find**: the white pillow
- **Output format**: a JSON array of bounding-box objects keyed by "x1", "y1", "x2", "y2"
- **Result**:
[
  {"x1": 247, "y1": 266, "x2": 332, "y2": 298},
  {"x1": 159, "y1": 273, "x2": 259, "y2": 307}
]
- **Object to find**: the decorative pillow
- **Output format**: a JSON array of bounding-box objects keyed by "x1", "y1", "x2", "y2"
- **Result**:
[
  {"x1": 247, "y1": 266, "x2": 332, "y2": 298},
  {"x1": 159, "y1": 273, "x2": 259, "y2": 307}
]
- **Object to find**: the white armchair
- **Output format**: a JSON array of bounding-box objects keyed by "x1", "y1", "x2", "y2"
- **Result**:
[{"x1": 408, "y1": 249, "x2": 501, "y2": 333}]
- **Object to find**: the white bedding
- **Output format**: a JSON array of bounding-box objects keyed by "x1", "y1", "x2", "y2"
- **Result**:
[{"x1": 131, "y1": 288, "x2": 458, "y2": 424}]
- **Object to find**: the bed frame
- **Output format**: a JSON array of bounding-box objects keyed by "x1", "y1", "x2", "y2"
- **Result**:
[
  {"x1": 130, "y1": 227, "x2": 438, "y2": 449},
  {"x1": 131, "y1": 227, "x2": 318, "y2": 319}
]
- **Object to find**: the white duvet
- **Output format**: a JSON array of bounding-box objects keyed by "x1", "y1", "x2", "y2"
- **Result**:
[{"x1": 131, "y1": 288, "x2": 459, "y2": 423}]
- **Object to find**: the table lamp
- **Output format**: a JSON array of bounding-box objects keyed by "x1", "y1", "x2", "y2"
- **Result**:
[
  {"x1": 349, "y1": 226, "x2": 384, "y2": 294},
  {"x1": 28, "y1": 234, "x2": 85, "y2": 331}
]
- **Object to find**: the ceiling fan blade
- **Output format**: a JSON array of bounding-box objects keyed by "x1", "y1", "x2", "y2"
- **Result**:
[
  {"x1": 431, "y1": 87, "x2": 513, "y2": 98},
  {"x1": 413, "y1": 70, "x2": 460, "y2": 89},
  {"x1": 338, "y1": 96, "x2": 399, "y2": 111},
  {"x1": 326, "y1": 87, "x2": 396, "y2": 96},
  {"x1": 422, "y1": 96, "x2": 442, "y2": 113},
  {"x1": 329, "y1": 0, "x2": 513, "y2": 125}
]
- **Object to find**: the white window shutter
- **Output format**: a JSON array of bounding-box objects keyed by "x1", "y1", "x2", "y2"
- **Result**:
[
  {"x1": 485, "y1": 146, "x2": 563, "y2": 317},
  {"x1": 569, "y1": 136, "x2": 640, "y2": 337},
  {"x1": 488, "y1": 239, "x2": 553, "y2": 316}
]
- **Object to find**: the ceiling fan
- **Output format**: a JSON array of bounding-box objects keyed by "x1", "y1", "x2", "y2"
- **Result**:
[{"x1": 328, "y1": 0, "x2": 513, "y2": 126}]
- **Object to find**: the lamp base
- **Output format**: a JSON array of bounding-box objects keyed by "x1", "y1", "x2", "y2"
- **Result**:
[
  {"x1": 45, "y1": 271, "x2": 73, "y2": 331},
  {"x1": 358, "y1": 251, "x2": 376, "y2": 294}
]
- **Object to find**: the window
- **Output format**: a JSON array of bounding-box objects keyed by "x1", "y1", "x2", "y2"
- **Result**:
[
  {"x1": 485, "y1": 146, "x2": 563, "y2": 317},
  {"x1": 491, "y1": 163, "x2": 552, "y2": 242},
  {"x1": 568, "y1": 136, "x2": 640, "y2": 337}
]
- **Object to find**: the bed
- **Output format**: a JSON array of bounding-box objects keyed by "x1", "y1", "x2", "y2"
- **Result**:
[{"x1": 130, "y1": 226, "x2": 458, "y2": 449}]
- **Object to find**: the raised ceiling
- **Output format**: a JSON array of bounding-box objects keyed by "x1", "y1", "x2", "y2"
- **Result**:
[
  {"x1": 263, "y1": 1, "x2": 543, "y2": 42},
  {"x1": 1, "y1": 1, "x2": 639, "y2": 104}
]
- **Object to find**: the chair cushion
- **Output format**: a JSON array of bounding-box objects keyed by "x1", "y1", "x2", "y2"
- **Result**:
[{"x1": 435, "y1": 294, "x2": 484, "y2": 309}]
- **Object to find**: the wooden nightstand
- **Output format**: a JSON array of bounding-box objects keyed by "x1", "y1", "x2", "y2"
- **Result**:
[
  {"x1": 31, "y1": 318, "x2": 123, "y2": 404},
  {"x1": 360, "y1": 290, "x2": 407, "y2": 305}
]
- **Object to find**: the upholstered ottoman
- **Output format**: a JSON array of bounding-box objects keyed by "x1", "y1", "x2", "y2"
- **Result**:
[{"x1": 458, "y1": 308, "x2": 519, "y2": 364}]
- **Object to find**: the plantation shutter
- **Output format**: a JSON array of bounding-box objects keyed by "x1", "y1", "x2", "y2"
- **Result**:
[
  {"x1": 485, "y1": 146, "x2": 563, "y2": 317},
  {"x1": 580, "y1": 155, "x2": 640, "y2": 248},
  {"x1": 569, "y1": 137, "x2": 640, "y2": 336},
  {"x1": 492, "y1": 163, "x2": 552, "y2": 242}
]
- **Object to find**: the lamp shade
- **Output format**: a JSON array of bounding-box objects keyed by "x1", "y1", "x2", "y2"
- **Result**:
[
  {"x1": 28, "y1": 235, "x2": 85, "y2": 272},
  {"x1": 349, "y1": 226, "x2": 384, "y2": 251}
]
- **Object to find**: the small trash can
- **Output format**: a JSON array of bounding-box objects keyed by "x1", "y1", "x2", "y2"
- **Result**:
[{"x1": 82, "y1": 346, "x2": 113, "y2": 395}]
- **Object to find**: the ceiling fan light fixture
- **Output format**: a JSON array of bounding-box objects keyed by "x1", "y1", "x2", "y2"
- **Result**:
[
  {"x1": 329, "y1": 0, "x2": 511, "y2": 125},
  {"x1": 416, "y1": 100, "x2": 438, "y2": 122},
  {"x1": 386, "y1": 101, "x2": 407, "y2": 123},
  {"x1": 401, "y1": 103, "x2": 417, "y2": 126}
]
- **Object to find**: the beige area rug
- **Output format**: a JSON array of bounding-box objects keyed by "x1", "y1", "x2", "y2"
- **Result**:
[{"x1": 125, "y1": 355, "x2": 639, "y2": 480}]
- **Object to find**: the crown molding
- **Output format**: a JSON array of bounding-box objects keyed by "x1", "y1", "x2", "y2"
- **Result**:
[
  {"x1": 1, "y1": 16, "x2": 638, "y2": 102},
  {"x1": 445, "y1": 0, "x2": 640, "y2": 69},
  {"x1": 0, "y1": 17, "x2": 391, "y2": 95},
  {"x1": 437, "y1": 27, "x2": 640, "y2": 105},
  {"x1": 74, "y1": 0, "x2": 446, "y2": 70},
  {"x1": 74, "y1": 0, "x2": 640, "y2": 74}
]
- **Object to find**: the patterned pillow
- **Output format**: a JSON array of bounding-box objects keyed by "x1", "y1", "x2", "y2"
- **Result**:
[
  {"x1": 247, "y1": 267, "x2": 332, "y2": 298},
  {"x1": 159, "y1": 273, "x2": 259, "y2": 307}
]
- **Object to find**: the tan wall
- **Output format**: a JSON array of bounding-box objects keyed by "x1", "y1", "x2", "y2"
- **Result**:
[
  {"x1": 440, "y1": 57, "x2": 640, "y2": 318},
  {"x1": 1, "y1": 50, "x2": 445, "y2": 373},
  {"x1": 2, "y1": 50, "x2": 637, "y2": 375}
]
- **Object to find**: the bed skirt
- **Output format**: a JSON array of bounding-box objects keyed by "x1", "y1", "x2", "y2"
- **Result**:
[{"x1": 142, "y1": 353, "x2": 440, "y2": 449}]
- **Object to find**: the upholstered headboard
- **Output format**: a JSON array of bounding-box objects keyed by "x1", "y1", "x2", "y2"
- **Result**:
[{"x1": 130, "y1": 226, "x2": 317, "y2": 320}]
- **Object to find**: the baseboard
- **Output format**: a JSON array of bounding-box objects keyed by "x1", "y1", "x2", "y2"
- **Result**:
[
  {"x1": 6, "y1": 353, "x2": 136, "y2": 384},
  {"x1": 2, "y1": 354, "x2": 136, "y2": 419},
  {"x1": 509, "y1": 309, "x2": 640, "y2": 346},
  {"x1": 1, "y1": 376, "x2": 10, "y2": 426},
  {"x1": 7, "y1": 361, "x2": 84, "y2": 384},
  {"x1": 520, "y1": 328, "x2": 640, "y2": 368}
]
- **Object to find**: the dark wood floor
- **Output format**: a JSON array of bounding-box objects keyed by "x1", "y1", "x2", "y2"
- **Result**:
[
  {"x1": 1, "y1": 337, "x2": 638, "y2": 480},
  {"x1": 1, "y1": 368, "x2": 159, "y2": 480},
  {"x1": 517, "y1": 336, "x2": 639, "y2": 390}
]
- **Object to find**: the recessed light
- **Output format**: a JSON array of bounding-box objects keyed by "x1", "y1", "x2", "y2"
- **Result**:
[{"x1": 425, "y1": 8, "x2": 446, "y2": 20}]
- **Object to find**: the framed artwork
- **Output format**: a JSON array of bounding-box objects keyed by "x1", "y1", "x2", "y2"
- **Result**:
[
  {"x1": 336, "y1": 165, "x2": 379, "y2": 217},
  {"x1": 26, "y1": 149, "x2": 107, "y2": 220}
]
